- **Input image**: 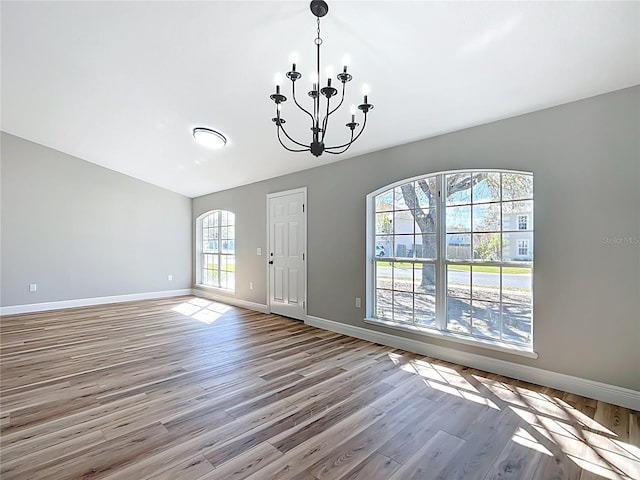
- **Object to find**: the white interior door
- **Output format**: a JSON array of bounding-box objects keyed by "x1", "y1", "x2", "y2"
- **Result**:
[{"x1": 267, "y1": 188, "x2": 306, "y2": 320}]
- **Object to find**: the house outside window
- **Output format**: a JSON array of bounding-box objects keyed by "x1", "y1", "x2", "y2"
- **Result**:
[
  {"x1": 517, "y1": 239, "x2": 530, "y2": 257},
  {"x1": 197, "y1": 210, "x2": 235, "y2": 291},
  {"x1": 518, "y1": 215, "x2": 528, "y2": 230},
  {"x1": 367, "y1": 170, "x2": 534, "y2": 350}
]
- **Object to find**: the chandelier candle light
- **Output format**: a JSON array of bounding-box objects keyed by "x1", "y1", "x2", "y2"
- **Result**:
[{"x1": 270, "y1": 0, "x2": 373, "y2": 157}]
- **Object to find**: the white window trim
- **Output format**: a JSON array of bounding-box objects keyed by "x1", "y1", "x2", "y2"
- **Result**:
[
  {"x1": 195, "y1": 210, "x2": 236, "y2": 293},
  {"x1": 365, "y1": 169, "x2": 535, "y2": 355},
  {"x1": 195, "y1": 283, "x2": 235, "y2": 294},
  {"x1": 363, "y1": 316, "x2": 538, "y2": 358}
]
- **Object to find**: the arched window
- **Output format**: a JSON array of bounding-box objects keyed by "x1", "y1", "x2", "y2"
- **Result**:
[
  {"x1": 196, "y1": 210, "x2": 235, "y2": 291},
  {"x1": 367, "y1": 170, "x2": 534, "y2": 351}
]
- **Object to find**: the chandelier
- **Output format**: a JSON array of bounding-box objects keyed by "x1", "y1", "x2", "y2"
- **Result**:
[{"x1": 269, "y1": 0, "x2": 373, "y2": 157}]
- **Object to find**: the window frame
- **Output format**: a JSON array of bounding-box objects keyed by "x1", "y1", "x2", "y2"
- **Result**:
[
  {"x1": 195, "y1": 210, "x2": 236, "y2": 292},
  {"x1": 365, "y1": 169, "x2": 536, "y2": 357}
]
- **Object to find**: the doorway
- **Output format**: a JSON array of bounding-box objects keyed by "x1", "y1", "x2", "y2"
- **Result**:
[{"x1": 267, "y1": 187, "x2": 307, "y2": 320}]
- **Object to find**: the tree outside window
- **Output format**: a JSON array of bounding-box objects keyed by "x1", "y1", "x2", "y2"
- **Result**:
[{"x1": 370, "y1": 170, "x2": 533, "y2": 348}]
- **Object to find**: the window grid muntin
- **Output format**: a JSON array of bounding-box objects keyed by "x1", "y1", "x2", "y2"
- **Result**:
[
  {"x1": 445, "y1": 264, "x2": 533, "y2": 345},
  {"x1": 374, "y1": 258, "x2": 437, "y2": 329},
  {"x1": 373, "y1": 170, "x2": 533, "y2": 348}
]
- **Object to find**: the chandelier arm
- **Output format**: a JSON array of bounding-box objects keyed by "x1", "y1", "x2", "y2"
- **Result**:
[
  {"x1": 327, "y1": 82, "x2": 346, "y2": 117},
  {"x1": 325, "y1": 113, "x2": 368, "y2": 150},
  {"x1": 277, "y1": 126, "x2": 310, "y2": 153},
  {"x1": 349, "y1": 113, "x2": 368, "y2": 143},
  {"x1": 321, "y1": 83, "x2": 346, "y2": 144},
  {"x1": 278, "y1": 121, "x2": 311, "y2": 149},
  {"x1": 324, "y1": 145, "x2": 352, "y2": 155},
  {"x1": 324, "y1": 131, "x2": 355, "y2": 155},
  {"x1": 291, "y1": 81, "x2": 314, "y2": 124},
  {"x1": 320, "y1": 96, "x2": 332, "y2": 143}
]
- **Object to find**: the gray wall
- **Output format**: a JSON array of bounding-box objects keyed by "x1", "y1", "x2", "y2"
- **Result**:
[
  {"x1": 1, "y1": 132, "x2": 192, "y2": 306},
  {"x1": 194, "y1": 86, "x2": 640, "y2": 391}
]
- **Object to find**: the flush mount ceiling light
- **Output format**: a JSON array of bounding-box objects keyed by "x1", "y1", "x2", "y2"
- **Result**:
[
  {"x1": 192, "y1": 128, "x2": 227, "y2": 149},
  {"x1": 269, "y1": 0, "x2": 373, "y2": 157}
]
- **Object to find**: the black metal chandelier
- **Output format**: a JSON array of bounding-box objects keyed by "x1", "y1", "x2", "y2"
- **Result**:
[{"x1": 270, "y1": 0, "x2": 373, "y2": 157}]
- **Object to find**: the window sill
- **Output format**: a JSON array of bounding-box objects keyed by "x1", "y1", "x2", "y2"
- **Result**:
[
  {"x1": 194, "y1": 284, "x2": 235, "y2": 295},
  {"x1": 364, "y1": 317, "x2": 538, "y2": 359}
]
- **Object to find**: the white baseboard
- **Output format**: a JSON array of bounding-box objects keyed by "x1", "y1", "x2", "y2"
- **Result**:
[
  {"x1": 192, "y1": 288, "x2": 269, "y2": 314},
  {"x1": 0, "y1": 289, "x2": 193, "y2": 316},
  {"x1": 306, "y1": 315, "x2": 640, "y2": 411}
]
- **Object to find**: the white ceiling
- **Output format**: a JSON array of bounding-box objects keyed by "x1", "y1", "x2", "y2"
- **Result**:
[{"x1": 2, "y1": 1, "x2": 638, "y2": 198}]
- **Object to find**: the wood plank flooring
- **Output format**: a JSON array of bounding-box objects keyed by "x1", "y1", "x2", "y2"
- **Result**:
[{"x1": 1, "y1": 296, "x2": 638, "y2": 480}]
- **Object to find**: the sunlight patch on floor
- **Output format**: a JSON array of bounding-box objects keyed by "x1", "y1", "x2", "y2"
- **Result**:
[
  {"x1": 387, "y1": 354, "x2": 481, "y2": 394},
  {"x1": 385, "y1": 353, "x2": 503, "y2": 409},
  {"x1": 171, "y1": 298, "x2": 232, "y2": 324},
  {"x1": 567, "y1": 454, "x2": 631, "y2": 480},
  {"x1": 172, "y1": 302, "x2": 201, "y2": 317},
  {"x1": 512, "y1": 427, "x2": 553, "y2": 456},
  {"x1": 423, "y1": 378, "x2": 500, "y2": 410},
  {"x1": 612, "y1": 438, "x2": 640, "y2": 462},
  {"x1": 474, "y1": 376, "x2": 532, "y2": 408},
  {"x1": 566, "y1": 406, "x2": 617, "y2": 436},
  {"x1": 508, "y1": 404, "x2": 639, "y2": 479}
]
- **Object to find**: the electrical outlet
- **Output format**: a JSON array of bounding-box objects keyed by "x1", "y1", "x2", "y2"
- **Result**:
[
  {"x1": 355, "y1": 297, "x2": 361, "y2": 308},
  {"x1": 257, "y1": 247, "x2": 262, "y2": 256},
  {"x1": 167, "y1": 275, "x2": 173, "y2": 281},
  {"x1": 29, "y1": 284, "x2": 37, "y2": 292},
  {"x1": 249, "y1": 281, "x2": 254, "y2": 290}
]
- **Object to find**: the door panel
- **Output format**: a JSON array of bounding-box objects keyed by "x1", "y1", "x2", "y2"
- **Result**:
[
  {"x1": 289, "y1": 222, "x2": 299, "y2": 256},
  {"x1": 288, "y1": 268, "x2": 299, "y2": 303},
  {"x1": 275, "y1": 222, "x2": 286, "y2": 256},
  {"x1": 274, "y1": 266, "x2": 285, "y2": 302},
  {"x1": 268, "y1": 189, "x2": 306, "y2": 320}
]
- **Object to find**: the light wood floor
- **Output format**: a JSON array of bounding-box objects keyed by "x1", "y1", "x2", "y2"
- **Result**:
[{"x1": 1, "y1": 296, "x2": 638, "y2": 480}]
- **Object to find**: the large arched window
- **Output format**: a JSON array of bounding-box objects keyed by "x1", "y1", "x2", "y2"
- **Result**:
[
  {"x1": 196, "y1": 210, "x2": 235, "y2": 291},
  {"x1": 367, "y1": 170, "x2": 534, "y2": 352}
]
